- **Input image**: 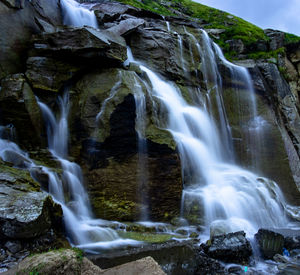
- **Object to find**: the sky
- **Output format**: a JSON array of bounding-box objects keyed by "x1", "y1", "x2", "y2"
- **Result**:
[{"x1": 193, "y1": 0, "x2": 300, "y2": 36}]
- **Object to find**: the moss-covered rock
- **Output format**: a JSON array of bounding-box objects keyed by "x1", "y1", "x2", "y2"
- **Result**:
[
  {"x1": 0, "y1": 163, "x2": 63, "y2": 239},
  {"x1": 15, "y1": 248, "x2": 102, "y2": 275}
]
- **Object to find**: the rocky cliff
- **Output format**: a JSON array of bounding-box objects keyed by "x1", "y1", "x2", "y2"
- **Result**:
[{"x1": 0, "y1": 0, "x2": 300, "y2": 272}]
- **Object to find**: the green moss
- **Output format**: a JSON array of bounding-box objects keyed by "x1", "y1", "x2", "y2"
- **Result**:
[
  {"x1": 0, "y1": 161, "x2": 40, "y2": 191},
  {"x1": 146, "y1": 124, "x2": 176, "y2": 150},
  {"x1": 247, "y1": 47, "x2": 285, "y2": 60},
  {"x1": 118, "y1": 231, "x2": 178, "y2": 243},
  {"x1": 116, "y1": 0, "x2": 268, "y2": 57},
  {"x1": 284, "y1": 32, "x2": 300, "y2": 44}
]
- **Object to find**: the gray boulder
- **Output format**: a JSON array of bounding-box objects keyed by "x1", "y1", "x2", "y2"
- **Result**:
[{"x1": 106, "y1": 18, "x2": 145, "y2": 36}]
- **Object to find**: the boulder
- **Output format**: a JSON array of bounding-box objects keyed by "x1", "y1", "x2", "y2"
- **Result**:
[
  {"x1": 26, "y1": 57, "x2": 80, "y2": 93},
  {"x1": 14, "y1": 249, "x2": 102, "y2": 275},
  {"x1": 255, "y1": 229, "x2": 284, "y2": 259},
  {"x1": 0, "y1": 164, "x2": 62, "y2": 239},
  {"x1": 100, "y1": 256, "x2": 166, "y2": 275},
  {"x1": 0, "y1": 74, "x2": 43, "y2": 148},
  {"x1": 206, "y1": 231, "x2": 252, "y2": 264},
  {"x1": 195, "y1": 252, "x2": 227, "y2": 275},
  {"x1": 93, "y1": 1, "x2": 140, "y2": 24}
]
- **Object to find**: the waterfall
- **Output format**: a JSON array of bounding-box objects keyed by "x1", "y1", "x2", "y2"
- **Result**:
[
  {"x1": 133, "y1": 76, "x2": 150, "y2": 221},
  {"x1": 60, "y1": 0, "x2": 98, "y2": 28},
  {"x1": 139, "y1": 64, "x2": 289, "y2": 235},
  {"x1": 37, "y1": 93, "x2": 124, "y2": 247}
]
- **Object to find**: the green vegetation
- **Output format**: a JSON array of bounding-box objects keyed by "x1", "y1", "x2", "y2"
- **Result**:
[
  {"x1": 117, "y1": 0, "x2": 268, "y2": 54},
  {"x1": 118, "y1": 231, "x2": 179, "y2": 242},
  {"x1": 247, "y1": 47, "x2": 285, "y2": 60},
  {"x1": 284, "y1": 32, "x2": 300, "y2": 44}
]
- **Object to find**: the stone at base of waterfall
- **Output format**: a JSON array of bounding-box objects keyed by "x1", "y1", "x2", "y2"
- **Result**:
[
  {"x1": 206, "y1": 231, "x2": 252, "y2": 264},
  {"x1": 255, "y1": 229, "x2": 284, "y2": 259},
  {"x1": 195, "y1": 252, "x2": 227, "y2": 274},
  {"x1": 12, "y1": 250, "x2": 165, "y2": 275},
  {"x1": 11, "y1": 249, "x2": 102, "y2": 275},
  {"x1": 100, "y1": 257, "x2": 166, "y2": 275}
]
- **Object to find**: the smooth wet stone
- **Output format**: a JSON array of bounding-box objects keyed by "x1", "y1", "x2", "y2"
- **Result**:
[{"x1": 255, "y1": 229, "x2": 285, "y2": 259}]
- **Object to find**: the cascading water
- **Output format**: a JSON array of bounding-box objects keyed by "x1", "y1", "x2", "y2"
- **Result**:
[
  {"x1": 133, "y1": 76, "x2": 150, "y2": 221},
  {"x1": 37, "y1": 93, "x2": 126, "y2": 248},
  {"x1": 123, "y1": 29, "x2": 299, "y2": 237},
  {"x1": 60, "y1": 0, "x2": 98, "y2": 28}
]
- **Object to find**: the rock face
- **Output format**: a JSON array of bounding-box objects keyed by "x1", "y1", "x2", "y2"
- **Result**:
[
  {"x1": 0, "y1": 0, "x2": 62, "y2": 79},
  {"x1": 205, "y1": 231, "x2": 252, "y2": 264},
  {"x1": 0, "y1": 74, "x2": 43, "y2": 148},
  {"x1": 255, "y1": 229, "x2": 285, "y2": 259}
]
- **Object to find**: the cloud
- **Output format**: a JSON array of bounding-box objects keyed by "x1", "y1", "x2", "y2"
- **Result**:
[{"x1": 193, "y1": 0, "x2": 300, "y2": 35}]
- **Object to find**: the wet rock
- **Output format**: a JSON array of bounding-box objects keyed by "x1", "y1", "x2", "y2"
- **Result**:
[
  {"x1": 0, "y1": 74, "x2": 43, "y2": 148},
  {"x1": 206, "y1": 231, "x2": 252, "y2": 264},
  {"x1": 1, "y1": 150, "x2": 32, "y2": 168},
  {"x1": 284, "y1": 235, "x2": 300, "y2": 250},
  {"x1": 101, "y1": 256, "x2": 166, "y2": 275},
  {"x1": 255, "y1": 229, "x2": 284, "y2": 259},
  {"x1": 15, "y1": 249, "x2": 102, "y2": 275},
  {"x1": 1, "y1": 0, "x2": 24, "y2": 9},
  {"x1": 73, "y1": 68, "x2": 181, "y2": 222},
  {"x1": 195, "y1": 252, "x2": 227, "y2": 275},
  {"x1": 4, "y1": 241, "x2": 22, "y2": 254}
]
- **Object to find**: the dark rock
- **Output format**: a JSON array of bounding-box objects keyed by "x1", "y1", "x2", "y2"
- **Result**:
[
  {"x1": 31, "y1": 26, "x2": 127, "y2": 63},
  {"x1": 4, "y1": 241, "x2": 22, "y2": 254},
  {"x1": 226, "y1": 39, "x2": 245, "y2": 54},
  {"x1": 89, "y1": 240, "x2": 198, "y2": 275},
  {"x1": 206, "y1": 231, "x2": 252, "y2": 264},
  {"x1": 1, "y1": 0, "x2": 24, "y2": 9},
  {"x1": 255, "y1": 229, "x2": 285, "y2": 259},
  {"x1": 264, "y1": 29, "x2": 285, "y2": 50},
  {"x1": 0, "y1": 74, "x2": 43, "y2": 148},
  {"x1": 227, "y1": 265, "x2": 242, "y2": 274},
  {"x1": 26, "y1": 56, "x2": 80, "y2": 93},
  {"x1": 0, "y1": 150, "x2": 32, "y2": 168},
  {"x1": 73, "y1": 68, "x2": 181, "y2": 222},
  {"x1": 285, "y1": 236, "x2": 300, "y2": 250},
  {"x1": 0, "y1": 0, "x2": 62, "y2": 78},
  {"x1": 195, "y1": 252, "x2": 227, "y2": 275}
]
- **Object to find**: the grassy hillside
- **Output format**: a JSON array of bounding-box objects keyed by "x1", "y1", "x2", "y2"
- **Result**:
[{"x1": 116, "y1": 0, "x2": 300, "y2": 60}]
